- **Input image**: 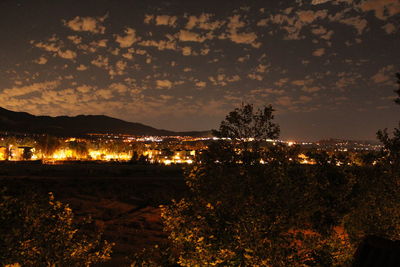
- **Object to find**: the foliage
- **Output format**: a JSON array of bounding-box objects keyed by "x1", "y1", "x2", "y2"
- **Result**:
[
  {"x1": 161, "y1": 93, "x2": 400, "y2": 266},
  {"x1": 377, "y1": 125, "x2": 400, "y2": 170},
  {"x1": 163, "y1": 147, "x2": 360, "y2": 266},
  {"x1": 0, "y1": 188, "x2": 113, "y2": 266},
  {"x1": 162, "y1": 104, "x2": 358, "y2": 266},
  {"x1": 212, "y1": 103, "x2": 280, "y2": 141},
  {"x1": 344, "y1": 165, "x2": 400, "y2": 244},
  {"x1": 130, "y1": 243, "x2": 178, "y2": 267},
  {"x1": 376, "y1": 72, "x2": 400, "y2": 170}
]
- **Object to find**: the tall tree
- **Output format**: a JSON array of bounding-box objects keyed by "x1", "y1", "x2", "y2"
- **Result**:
[
  {"x1": 377, "y1": 72, "x2": 400, "y2": 169},
  {"x1": 212, "y1": 103, "x2": 280, "y2": 140},
  {"x1": 162, "y1": 103, "x2": 354, "y2": 266}
]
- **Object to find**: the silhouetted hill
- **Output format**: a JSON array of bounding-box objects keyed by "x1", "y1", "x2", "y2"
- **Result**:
[{"x1": 0, "y1": 107, "x2": 210, "y2": 137}]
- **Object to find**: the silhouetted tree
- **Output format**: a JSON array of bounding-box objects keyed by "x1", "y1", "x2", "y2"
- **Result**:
[
  {"x1": 212, "y1": 103, "x2": 280, "y2": 141},
  {"x1": 162, "y1": 103, "x2": 354, "y2": 266},
  {"x1": 377, "y1": 72, "x2": 400, "y2": 170}
]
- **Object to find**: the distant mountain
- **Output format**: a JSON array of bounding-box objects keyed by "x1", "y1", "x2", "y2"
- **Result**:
[{"x1": 0, "y1": 107, "x2": 210, "y2": 137}]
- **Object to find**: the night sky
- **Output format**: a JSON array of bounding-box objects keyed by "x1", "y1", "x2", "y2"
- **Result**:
[{"x1": 0, "y1": 0, "x2": 399, "y2": 141}]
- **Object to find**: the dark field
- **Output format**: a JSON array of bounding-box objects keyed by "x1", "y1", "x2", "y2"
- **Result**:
[{"x1": 0, "y1": 162, "x2": 188, "y2": 266}]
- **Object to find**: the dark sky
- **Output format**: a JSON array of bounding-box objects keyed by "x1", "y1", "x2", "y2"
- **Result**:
[{"x1": 0, "y1": 0, "x2": 399, "y2": 141}]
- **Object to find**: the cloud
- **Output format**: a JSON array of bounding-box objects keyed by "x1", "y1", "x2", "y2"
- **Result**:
[
  {"x1": 64, "y1": 15, "x2": 107, "y2": 34},
  {"x1": 185, "y1": 13, "x2": 224, "y2": 30},
  {"x1": 195, "y1": 81, "x2": 207, "y2": 88},
  {"x1": 264, "y1": 9, "x2": 328, "y2": 40},
  {"x1": 257, "y1": 18, "x2": 268, "y2": 27},
  {"x1": 177, "y1": 30, "x2": 208, "y2": 42},
  {"x1": 237, "y1": 55, "x2": 250, "y2": 62},
  {"x1": 228, "y1": 31, "x2": 260, "y2": 47},
  {"x1": 91, "y1": 39, "x2": 108, "y2": 48},
  {"x1": 116, "y1": 27, "x2": 139, "y2": 48},
  {"x1": 67, "y1": 35, "x2": 82, "y2": 44},
  {"x1": 227, "y1": 75, "x2": 241, "y2": 82},
  {"x1": 34, "y1": 42, "x2": 59, "y2": 52},
  {"x1": 156, "y1": 80, "x2": 173, "y2": 89},
  {"x1": 371, "y1": 65, "x2": 395, "y2": 84},
  {"x1": 250, "y1": 88, "x2": 284, "y2": 95},
  {"x1": 358, "y1": 0, "x2": 400, "y2": 20},
  {"x1": 297, "y1": 10, "x2": 328, "y2": 24},
  {"x1": 275, "y1": 78, "x2": 289, "y2": 87},
  {"x1": 340, "y1": 16, "x2": 368, "y2": 34},
  {"x1": 96, "y1": 89, "x2": 113, "y2": 99},
  {"x1": 76, "y1": 85, "x2": 92, "y2": 93},
  {"x1": 200, "y1": 48, "x2": 210, "y2": 55},
  {"x1": 76, "y1": 64, "x2": 88, "y2": 71},
  {"x1": 312, "y1": 0, "x2": 331, "y2": 5},
  {"x1": 58, "y1": 49, "x2": 77, "y2": 59},
  {"x1": 312, "y1": 48, "x2": 325, "y2": 56},
  {"x1": 144, "y1": 14, "x2": 154, "y2": 24},
  {"x1": 91, "y1": 55, "x2": 109, "y2": 69},
  {"x1": 0, "y1": 81, "x2": 60, "y2": 98},
  {"x1": 160, "y1": 95, "x2": 173, "y2": 100},
  {"x1": 34, "y1": 57, "x2": 48, "y2": 65},
  {"x1": 312, "y1": 26, "x2": 334, "y2": 40},
  {"x1": 382, "y1": 23, "x2": 396, "y2": 34},
  {"x1": 302, "y1": 86, "x2": 321, "y2": 93},
  {"x1": 256, "y1": 64, "x2": 267, "y2": 73},
  {"x1": 33, "y1": 39, "x2": 77, "y2": 61},
  {"x1": 275, "y1": 96, "x2": 293, "y2": 107},
  {"x1": 335, "y1": 73, "x2": 360, "y2": 89},
  {"x1": 182, "y1": 46, "x2": 192, "y2": 56},
  {"x1": 109, "y1": 83, "x2": 128, "y2": 93},
  {"x1": 299, "y1": 95, "x2": 312, "y2": 103},
  {"x1": 292, "y1": 80, "x2": 307, "y2": 86},
  {"x1": 155, "y1": 15, "x2": 177, "y2": 27},
  {"x1": 222, "y1": 15, "x2": 261, "y2": 47},
  {"x1": 248, "y1": 73, "x2": 263, "y2": 81},
  {"x1": 109, "y1": 60, "x2": 128, "y2": 78},
  {"x1": 139, "y1": 39, "x2": 177, "y2": 51}
]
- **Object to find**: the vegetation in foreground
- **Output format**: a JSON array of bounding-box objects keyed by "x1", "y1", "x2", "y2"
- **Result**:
[{"x1": 0, "y1": 189, "x2": 113, "y2": 266}]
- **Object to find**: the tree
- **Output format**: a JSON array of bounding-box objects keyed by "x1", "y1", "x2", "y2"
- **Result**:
[
  {"x1": 377, "y1": 72, "x2": 400, "y2": 170},
  {"x1": 343, "y1": 72, "x2": 400, "y2": 257},
  {"x1": 0, "y1": 188, "x2": 113, "y2": 266},
  {"x1": 162, "y1": 103, "x2": 355, "y2": 266},
  {"x1": 212, "y1": 103, "x2": 280, "y2": 141}
]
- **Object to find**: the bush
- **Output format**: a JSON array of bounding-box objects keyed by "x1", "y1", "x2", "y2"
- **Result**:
[{"x1": 0, "y1": 188, "x2": 113, "y2": 266}]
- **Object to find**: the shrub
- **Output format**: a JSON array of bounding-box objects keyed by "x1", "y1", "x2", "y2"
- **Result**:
[{"x1": 0, "y1": 188, "x2": 113, "y2": 266}]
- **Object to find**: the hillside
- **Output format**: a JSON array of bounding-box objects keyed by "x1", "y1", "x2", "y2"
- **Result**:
[{"x1": 0, "y1": 107, "x2": 209, "y2": 137}]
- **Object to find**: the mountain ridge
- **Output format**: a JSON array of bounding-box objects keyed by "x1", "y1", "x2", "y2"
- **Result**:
[{"x1": 0, "y1": 107, "x2": 210, "y2": 137}]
